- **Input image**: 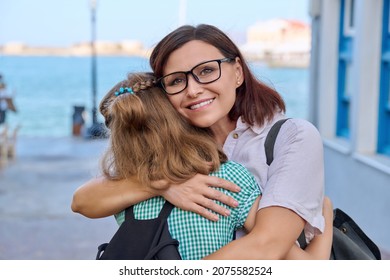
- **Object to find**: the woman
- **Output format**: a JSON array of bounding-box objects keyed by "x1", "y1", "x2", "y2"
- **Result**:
[{"x1": 72, "y1": 24, "x2": 332, "y2": 259}]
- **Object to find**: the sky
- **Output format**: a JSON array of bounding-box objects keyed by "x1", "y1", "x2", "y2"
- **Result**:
[{"x1": 0, "y1": 0, "x2": 310, "y2": 48}]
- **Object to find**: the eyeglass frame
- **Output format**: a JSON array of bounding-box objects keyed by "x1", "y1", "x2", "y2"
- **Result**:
[{"x1": 157, "y1": 57, "x2": 235, "y2": 95}]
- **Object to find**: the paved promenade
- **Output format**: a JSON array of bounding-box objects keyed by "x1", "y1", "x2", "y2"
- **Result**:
[{"x1": 0, "y1": 136, "x2": 118, "y2": 260}]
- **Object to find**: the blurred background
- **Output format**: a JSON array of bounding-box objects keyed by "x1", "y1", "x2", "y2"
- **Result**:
[
  {"x1": 0, "y1": 0, "x2": 388, "y2": 260},
  {"x1": 0, "y1": 0, "x2": 311, "y2": 137}
]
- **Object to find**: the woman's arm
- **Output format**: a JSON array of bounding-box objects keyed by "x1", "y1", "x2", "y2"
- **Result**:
[
  {"x1": 71, "y1": 176, "x2": 153, "y2": 218},
  {"x1": 71, "y1": 174, "x2": 241, "y2": 220}
]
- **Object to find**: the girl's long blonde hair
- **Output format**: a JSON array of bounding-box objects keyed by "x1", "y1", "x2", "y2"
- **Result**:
[{"x1": 99, "y1": 72, "x2": 227, "y2": 186}]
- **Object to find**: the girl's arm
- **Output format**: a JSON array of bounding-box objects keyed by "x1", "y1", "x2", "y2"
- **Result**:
[
  {"x1": 284, "y1": 197, "x2": 333, "y2": 260},
  {"x1": 71, "y1": 173, "x2": 241, "y2": 220}
]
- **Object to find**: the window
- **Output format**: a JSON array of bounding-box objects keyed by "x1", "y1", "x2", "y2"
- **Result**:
[
  {"x1": 378, "y1": 0, "x2": 390, "y2": 156},
  {"x1": 336, "y1": 0, "x2": 355, "y2": 139}
]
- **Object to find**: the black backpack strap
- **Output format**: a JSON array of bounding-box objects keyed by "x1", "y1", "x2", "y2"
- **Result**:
[
  {"x1": 124, "y1": 205, "x2": 135, "y2": 221},
  {"x1": 145, "y1": 201, "x2": 180, "y2": 260},
  {"x1": 158, "y1": 201, "x2": 175, "y2": 219},
  {"x1": 264, "y1": 118, "x2": 290, "y2": 165},
  {"x1": 124, "y1": 201, "x2": 174, "y2": 221},
  {"x1": 297, "y1": 230, "x2": 307, "y2": 249}
]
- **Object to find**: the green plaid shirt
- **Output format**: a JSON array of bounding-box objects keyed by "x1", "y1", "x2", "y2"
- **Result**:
[{"x1": 115, "y1": 160, "x2": 261, "y2": 260}]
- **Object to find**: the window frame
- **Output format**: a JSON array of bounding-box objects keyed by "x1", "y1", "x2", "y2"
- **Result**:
[{"x1": 336, "y1": 0, "x2": 355, "y2": 139}]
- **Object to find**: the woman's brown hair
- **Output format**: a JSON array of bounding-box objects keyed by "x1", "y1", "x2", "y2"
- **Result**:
[
  {"x1": 150, "y1": 24, "x2": 286, "y2": 127},
  {"x1": 99, "y1": 72, "x2": 227, "y2": 186}
]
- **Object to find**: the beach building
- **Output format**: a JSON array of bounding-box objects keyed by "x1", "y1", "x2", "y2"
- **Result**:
[
  {"x1": 240, "y1": 18, "x2": 311, "y2": 67},
  {"x1": 308, "y1": 0, "x2": 390, "y2": 256}
]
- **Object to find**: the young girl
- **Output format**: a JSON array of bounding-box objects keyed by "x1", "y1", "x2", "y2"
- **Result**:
[{"x1": 79, "y1": 72, "x2": 332, "y2": 260}]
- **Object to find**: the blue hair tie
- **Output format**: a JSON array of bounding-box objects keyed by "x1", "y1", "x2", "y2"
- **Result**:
[{"x1": 115, "y1": 87, "x2": 134, "y2": 96}]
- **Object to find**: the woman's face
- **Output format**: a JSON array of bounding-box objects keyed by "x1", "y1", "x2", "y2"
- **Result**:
[{"x1": 162, "y1": 40, "x2": 243, "y2": 130}]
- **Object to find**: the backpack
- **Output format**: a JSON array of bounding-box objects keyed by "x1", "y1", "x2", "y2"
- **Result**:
[
  {"x1": 265, "y1": 118, "x2": 381, "y2": 260},
  {"x1": 96, "y1": 201, "x2": 181, "y2": 260}
]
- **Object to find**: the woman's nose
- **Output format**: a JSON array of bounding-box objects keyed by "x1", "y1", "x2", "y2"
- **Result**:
[{"x1": 185, "y1": 74, "x2": 202, "y2": 98}]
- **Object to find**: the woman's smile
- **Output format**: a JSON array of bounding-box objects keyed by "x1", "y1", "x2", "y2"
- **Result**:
[{"x1": 187, "y1": 98, "x2": 215, "y2": 110}]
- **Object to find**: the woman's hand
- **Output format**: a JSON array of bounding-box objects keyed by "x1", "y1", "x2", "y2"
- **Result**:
[{"x1": 155, "y1": 174, "x2": 241, "y2": 221}]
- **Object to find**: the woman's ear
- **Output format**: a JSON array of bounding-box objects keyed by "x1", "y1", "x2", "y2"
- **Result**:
[{"x1": 234, "y1": 57, "x2": 244, "y2": 87}]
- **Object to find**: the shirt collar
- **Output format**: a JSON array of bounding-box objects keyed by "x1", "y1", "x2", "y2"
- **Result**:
[
  {"x1": 235, "y1": 117, "x2": 264, "y2": 135},
  {"x1": 236, "y1": 111, "x2": 286, "y2": 135}
]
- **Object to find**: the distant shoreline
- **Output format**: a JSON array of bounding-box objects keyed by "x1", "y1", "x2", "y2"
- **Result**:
[
  {"x1": 0, "y1": 41, "x2": 151, "y2": 58},
  {"x1": 0, "y1": 43, "x2": 309, "y2": 69}
]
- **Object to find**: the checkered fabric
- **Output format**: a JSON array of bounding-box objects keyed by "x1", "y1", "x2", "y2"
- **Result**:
[{"x1": 115, "y1": 160, "x2": 261, "y2": 260}]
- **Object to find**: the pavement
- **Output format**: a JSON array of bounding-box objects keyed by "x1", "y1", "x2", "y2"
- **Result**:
[{"x1": 0, "y1": 136, "x2": 118, "y2": 260}]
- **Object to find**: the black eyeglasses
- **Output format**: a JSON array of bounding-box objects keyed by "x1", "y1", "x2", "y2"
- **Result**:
[{"x1": 158, "y1": 58, "x2": 235, "y2": 95}]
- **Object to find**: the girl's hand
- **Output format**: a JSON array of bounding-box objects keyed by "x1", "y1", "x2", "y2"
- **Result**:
[
  {"x1": 285, "y1": 196, "x2": 334, "y2": 260},
  {"x1": 153, "y1": 174, "x2": 241, "y2": 221}
]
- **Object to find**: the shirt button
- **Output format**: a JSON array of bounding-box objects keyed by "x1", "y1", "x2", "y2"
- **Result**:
[{"x1": 232, "y1": 133, "x2": 239, "y2": 139}]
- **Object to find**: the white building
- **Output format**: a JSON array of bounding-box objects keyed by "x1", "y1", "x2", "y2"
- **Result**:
[{"x1": 241, "y1": 19, "x2": 311, "y2": 67}]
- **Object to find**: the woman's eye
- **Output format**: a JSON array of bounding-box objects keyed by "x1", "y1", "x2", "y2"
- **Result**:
[
  {"x1": 168, "y1": 77, "x2": 185, "y2": 87},
  {"x1": 164, "y1": 76, "x2": 186, "y2": 87},
  {"x1": 199, "y1": 67, "x2": 214, "y2": 76}
]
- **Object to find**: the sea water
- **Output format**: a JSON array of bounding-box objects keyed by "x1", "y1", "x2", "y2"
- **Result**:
[{"x1": 0, "y1": 56, "x2": 309, "y2": 137}]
